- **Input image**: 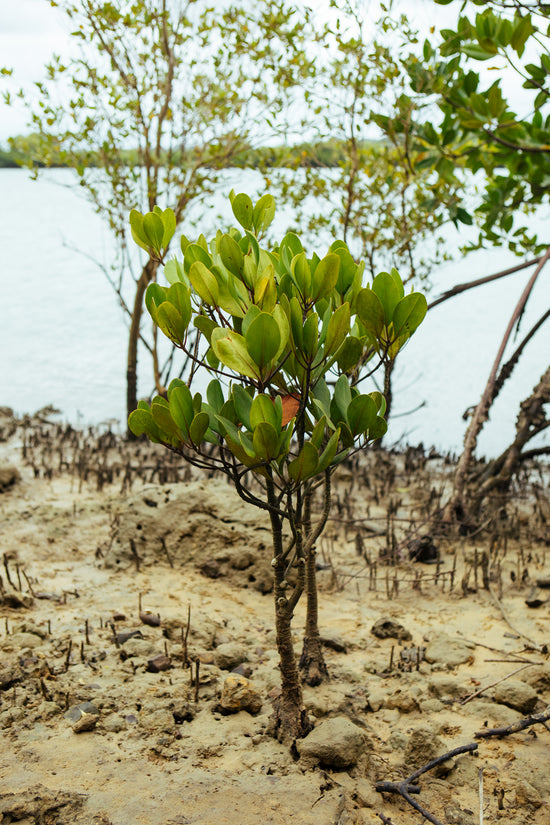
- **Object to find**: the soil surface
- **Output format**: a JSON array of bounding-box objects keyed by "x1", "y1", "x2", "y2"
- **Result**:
[{"x1": 1, "y1": 416, "x2": 549, "y2": 825}]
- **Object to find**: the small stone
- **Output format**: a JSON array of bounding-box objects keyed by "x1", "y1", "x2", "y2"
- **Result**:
[
  {"x1": 147, "y1": 654, "x2": 172, "y2": 673},
  {"x1": 386, "y1": 687, "x2": 418, "y2": 713},
  {"x1": 36, "y1": 701, "x2": 61, "y2": 719},
  {"x1": 65, "y1": 701, "x2": 100, "y2": 733},
  {"x1": 404, "y1": 725, "x2": 444, "y2": 770},
  {"x1": 444, "y1": 805, "x2": 476, "y2": 825},
  {"x1": 297, "y1": 717, "x2": 368, "y2": 768},
  {"x1": 2, "y1": 632, "x2": 43, "y2": 650},
  {"x1": 12, "y1": 621, "x2": 48, "y2": 639},
  {"x1": 0, "y1": 664, "x2": 21, "y2": 690},
  {"x1": 103, "y1": 715, "x2": 126, "y2": 733},
  {"x1": 428, "y1": 674, "x2": 465, "y2": 700},
  {"x1": 121, "y1": 637, "x2": 156, "y2": 658},
  {"x1": 214, "y1": 642, "x2": 248, "y2": 671},
  {"x1": 0, "y1": 464, "x2": 20, "y2": 491},
  {"x1": 199, "y1": 558, "x2": 222, "y2": 579},
  {"x1": 320, "y1": 631, "x2": 347, "y2": 653},
  {"x1": 514, "y1": 779, "x2": 542, "y2": 809},
  {"x1": 494, "y1": 679, "x2": 538, "y2": 714},
  {"x1": 216, "y1": 674, "x2": 263, "y2": 716},
  {"x1": 229, "y1": 549, "x2": 255, "y2": 570},
  {"x1": 140, "y1": 708, "x2": 175, "y2": 732},
  {"x1": 0, "y1": 707, "x2": 25, "y2": 728},
  {"x1": 366, "y1": 684, "x2": 386, "y2": 712},
  {"x1": 424, "y1": 635, "x2": 474, "y2": 668},
  {"x1": 371, "y1": 617, "x2": 412, "y2": 641}
]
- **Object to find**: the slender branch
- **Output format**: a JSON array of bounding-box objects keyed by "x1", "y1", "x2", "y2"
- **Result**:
[
  {"x1": 428, "y1": 255, "x2": 544, "y2": 310},
  {"x1": 475, "y1": 705, "x2": 550, "y2": 739},
  {"x1": 376, "y1": 743, "x2": 479, "y2": 825}
]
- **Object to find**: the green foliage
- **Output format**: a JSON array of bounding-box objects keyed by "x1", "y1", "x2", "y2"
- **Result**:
[
  {"x1": 409, "y1": 1, "x2": 550, "y2": 254},
  {"x1": 129, "y1": 193, "x2": 426, "y2": 480}
]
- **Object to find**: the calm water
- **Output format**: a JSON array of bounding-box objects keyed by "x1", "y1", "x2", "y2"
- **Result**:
[{"x1": 1, "y1": 168, "x2": 549, "y2": 458}]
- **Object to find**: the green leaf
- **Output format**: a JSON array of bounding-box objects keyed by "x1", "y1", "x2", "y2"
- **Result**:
[
  {"x1": 288, "y1": 441, "x2": 319, "y2": 482},
  {"x1": 368, "y1": 391, "x2": 386, "y2": 416},
  {"x1": 245, "y1": 312, "x2": 281, "y2": 369},
  {"x1": 324, "y1": 302, "x2": 350, "y2": 357},
  {"x1": 232, "y1": 384, "x2": 253, "y2": 429},
  {"x1": 334, "y1": 374, "x2": 352, "y2": 423},
  {"x1": 219, "y1": 233, "x2": 244, "y2": 278},
  {"x1": 160, "y1": 208, "x2": 176, "y2": 249},
  {"x1": 337, "y1": 336, "x2": 363, "y2": 372},
  {"x1": 356, "y1": 288, "x2": 384, "y2": 337},
  {"x1": 206, "y1": 380, "x2": 224, "y2": 414},
  {"x1": 253, "y1": 194, "x2": 276, "y2": 234},
  {"x1": 252, "y1": 422, "x2": 279, "y2": 461},
  {"x1": 311, "y1": 252, "x2": 340, "y2": 302},
  {"x1": 368, "y1": 416, "x2": 388, "y2": 441},
  {"x1": 310, "y1": 415, "x2": 327, "y2": 449},
  {"x1": 167, "y1": 282, "x2": 192, "y2": 329},
  {"x1": 211, "y1": 329, "x2": 259, "y2": 379},
  {"x1": 392, "y1": 293, "x2": 428, "y2": 339},
  {"x1": 189, "y1": 412, "x2": 210, "y2": 445},
  {"x1": 250, "y1": 394, "x2": 281, "y2": 431},
  {"x1": 151, "y1": 398, "x2": 182, "y2": 443},
  {"x1": 317, "y1": 428, "x2": 341, "y2": 474},
  {"x1": 145, "y1": 282, "x2": 167, "y2": 324},
  {"x1": 189, "y1": 261, "x2": 219, "y2": 306},
  {"x1": 129, "y1": 209, "x2": 151, "y2": 253},
  {"x1": 184, "y1": 243, "x2": 212, "y2": 274},
  {"x1": 302, "y1": 312, "x2": 319, "y2": 360},
  {"x1": 143, "y1": 211, "x2": 165, "y2": 253},
  {"x1": 156, "y1": 302, "x2": 186, "y2": 346},
  {"x1": 193, "y1": 314, "x2": 218, "y2": 344},
  {"x1": 372, "y1": 272, "x2": 401, "y2": 326},
  {"x1": 169, "y1": 385, "x2": 195, "y2": 436},
  {"x1": 347, "y1": 394, "x2": 377, "y2": 436},
  {"x1": 289, "y1": 297, "x2": 303, "y2": 349},
  {"x1": 128, "y1": 408, "x2": 162, "y2": 443},
  {"x1": 291, "y1": 252, "x2": 311, "y2": 299},
  {"x1": 231, "y1": 193, "x2": 254, "y2": 231}
]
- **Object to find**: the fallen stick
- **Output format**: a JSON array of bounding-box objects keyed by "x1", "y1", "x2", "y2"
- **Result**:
[
  {"x1": 375, "y1": 743, "x2": 478, "y2": 825},
  {"x1": 460, "y1": 663, "x2": 537, "y2": 705},
  {"x1": 475, "y1": 705, "x2": 550, "y2": 739}
]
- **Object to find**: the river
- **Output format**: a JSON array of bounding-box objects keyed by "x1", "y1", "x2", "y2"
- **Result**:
[{"x1": 1, "y1": 168, "x2": 549, "y2": 458}]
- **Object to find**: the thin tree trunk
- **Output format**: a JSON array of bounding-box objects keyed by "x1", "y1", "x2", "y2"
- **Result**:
[
  {"x1": 266, "y1": 480, "x2": 310, "y2": 742},
  {"x1": 442, "y1": 246, "x2": 550, "y2": 525},
  {"x1": 472, "y1": 363, "x2": 550, "y2": 505},
  {"x1": 126, "y1": 258, "x2": 159, "y2": 429},
  {"x1": 299, "y1": 484, "x2": 329, "y2": 686}
]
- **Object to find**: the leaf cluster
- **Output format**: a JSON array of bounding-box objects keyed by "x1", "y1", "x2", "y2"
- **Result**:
[{"x1": 128, "y1": 192, "x2": 427, "y2": 488}]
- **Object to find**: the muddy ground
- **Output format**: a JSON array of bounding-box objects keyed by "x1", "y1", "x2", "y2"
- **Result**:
[{"x1": 0, "y1": 413, "x2": 549, "y2": 825}]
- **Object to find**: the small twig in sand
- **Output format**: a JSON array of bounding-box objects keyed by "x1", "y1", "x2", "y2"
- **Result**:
[
  {"x1": 460, "y1": 663, "x2": 537, "y2": 705},
  {"x1": 475, "y1": 705, "x2": 550, "y2": 739},
  {"x1": 479, "y1": 767, "x2": 484, "y2": 825},
  {"x1": 376, "y1": 743, "x2": 478, "y2": 825}
]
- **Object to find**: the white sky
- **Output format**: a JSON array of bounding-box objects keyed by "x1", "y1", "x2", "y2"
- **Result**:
[{"x1": 0, "y1": 0, "x2": 529, "y2": 143}]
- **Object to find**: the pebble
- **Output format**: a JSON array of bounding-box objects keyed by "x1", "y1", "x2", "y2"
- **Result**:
[
  {"x1": 216, "y1": 674, "x2": 263, "y2": 716},
  {"x1": 297, "y1": 716, "x2": 368, "y2": 768},
  {"x1": 494, "y1": 679, "x2": 538, "y2": 714},
  {"x1": 424, "y1": 634, "x2": 475, "y2": 668},
  {"x1": 214, "y1": 642, "x2": 248, "y2": 671},
  {"x1": 371, "y1": 617, "x2": 412, "y2": 641}
]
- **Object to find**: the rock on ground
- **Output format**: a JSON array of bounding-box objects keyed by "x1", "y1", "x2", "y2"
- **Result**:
[{"x1": 297, "y1": 717, "x2": 369, "y2": 768}]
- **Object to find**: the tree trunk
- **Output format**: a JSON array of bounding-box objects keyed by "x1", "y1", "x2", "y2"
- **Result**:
[
  {"x1": 442, "y1": 247, "x2": 550, "y2": 526},
  {"x1": 266, "y1": 480, "x2": 311, "y2": 743},
  {"x1": 471, "y1": 363, "x2": 550, "y2": 507},
  {"x1": 299, "y1": 545, "x2": 329, "y2": 686},
  {"x1": 126, "y1": 258, "x2": 159, "y2": 429}
]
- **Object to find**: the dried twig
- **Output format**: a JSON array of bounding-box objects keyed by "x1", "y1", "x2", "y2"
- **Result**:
[
  {"x1": 475, "y1": 705, "x2": 550, "y2": 739},
  {"x1": 375, "y1": 743, "x2": 478, "y2": 825},
  {"x1": 460, "y1": 663, "x2": 537, "y2": 705}
]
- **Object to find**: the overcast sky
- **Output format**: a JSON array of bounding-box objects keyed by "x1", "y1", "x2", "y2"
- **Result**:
[{"x1": 0, "y1": 0, "x2": 523, "y2": 143}]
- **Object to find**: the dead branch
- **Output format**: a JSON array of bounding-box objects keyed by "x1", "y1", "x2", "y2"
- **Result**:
[
  {"x1": 375, "y1": 743, "x2": 478, "y2": 825},
  {"x1": 475, "y1": 705, "x2": 550, "y2": 739}
]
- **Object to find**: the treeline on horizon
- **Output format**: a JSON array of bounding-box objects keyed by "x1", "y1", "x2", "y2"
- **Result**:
[{"x1": 0, "y1": 135, "x2": 381, "y2": 170}]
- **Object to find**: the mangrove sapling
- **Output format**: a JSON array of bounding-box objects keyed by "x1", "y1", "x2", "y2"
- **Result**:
[{"x1": 127, "y1": 192, "x2": 427, "y2": 740}]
